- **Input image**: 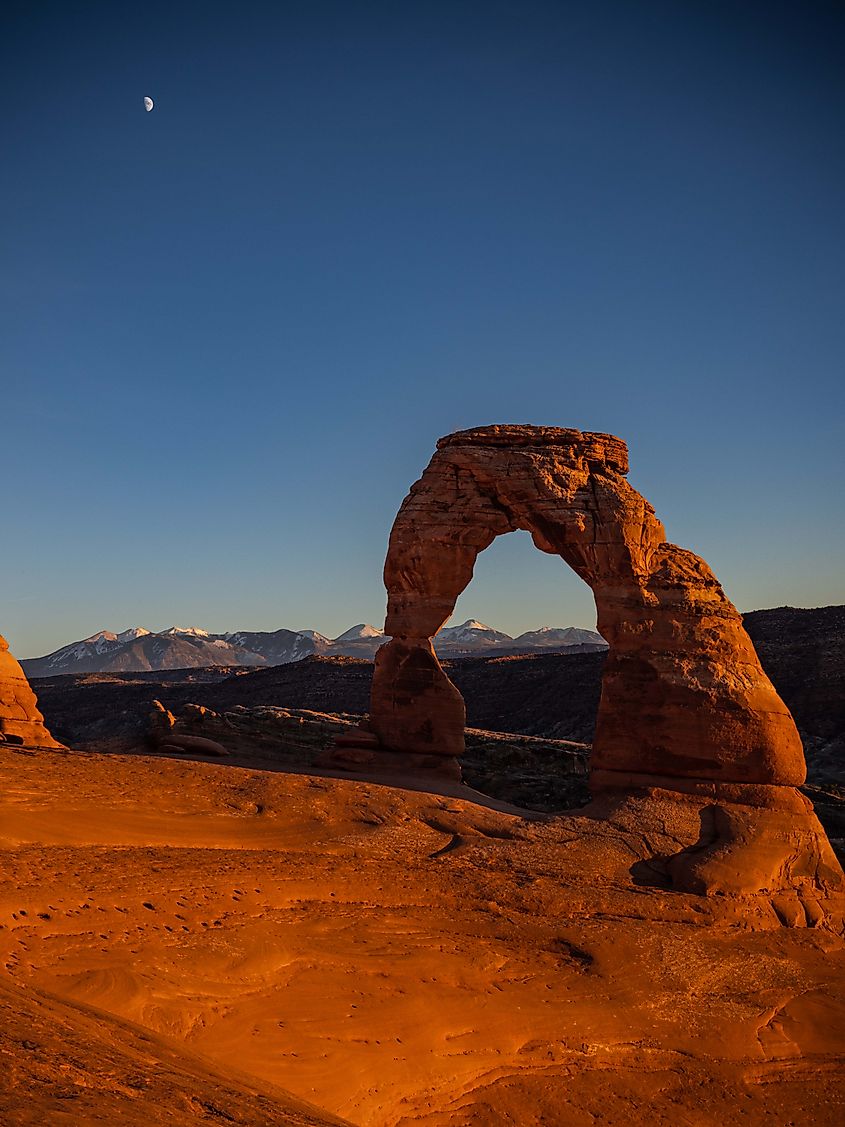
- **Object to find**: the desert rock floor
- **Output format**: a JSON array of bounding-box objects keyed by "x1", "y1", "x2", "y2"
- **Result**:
[{"x1": 2, "y1": 746, "x2": 844, "y2": 1125}]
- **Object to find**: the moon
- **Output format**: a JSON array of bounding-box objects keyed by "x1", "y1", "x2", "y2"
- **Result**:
[{"x1": 143, "y1": 96, "x2": 154, "y2": 112}]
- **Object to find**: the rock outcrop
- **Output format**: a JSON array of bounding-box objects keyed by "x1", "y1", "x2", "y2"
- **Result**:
[
  {"x1": 336, "y1": 424, "x2": 843, "y2": 905},
  {"x1": 0, "y1": 633, "x2": 62, "y2": 747}
]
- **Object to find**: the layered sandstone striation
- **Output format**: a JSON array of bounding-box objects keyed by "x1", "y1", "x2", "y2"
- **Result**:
[
  {"x1": 342, "y1": 424, "x2": 844, "y2": 903},
  {"x1": 0, "y1": 633, "x2": 61, "y2": 748}
]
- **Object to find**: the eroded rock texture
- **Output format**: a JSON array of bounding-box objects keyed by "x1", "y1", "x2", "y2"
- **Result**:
[
  {"x1": 0, "y1": 633, "x2": 62, "y2": 748},
  {"x1": 358, "y1": 424, "x2": 843, "y2": 904}
]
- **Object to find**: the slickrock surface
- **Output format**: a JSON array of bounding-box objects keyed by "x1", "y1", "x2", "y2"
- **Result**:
[
  {"x1": 2, "y1": 745, "x2": 845, "y2": 1126},
  {"x1": 0, "y1": 977, "x2": 350, "y2": 1127},
  {"x1": 0, "y1": 633, "x2": 61, "y2": 749}
]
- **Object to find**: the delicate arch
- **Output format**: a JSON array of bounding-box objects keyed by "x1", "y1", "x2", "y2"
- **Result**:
[{"x1": 368, "y1": 425, "x2": 805, "y2": 792}]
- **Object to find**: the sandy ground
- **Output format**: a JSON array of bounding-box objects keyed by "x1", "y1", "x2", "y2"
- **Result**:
[{"x1": 2, "y1": 745, "x2": 844, "y2": 1125}]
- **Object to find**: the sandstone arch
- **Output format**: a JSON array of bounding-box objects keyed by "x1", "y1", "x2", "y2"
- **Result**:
[
  {"x1": 349, "y1": 424, "x2": 843, "y2": 901},
  {"x1": 369, "y1": 425, "x2": 804, "y2": 788},
  {"x1": 0, "y1": 633, "x2": 62, "y2": 748}
]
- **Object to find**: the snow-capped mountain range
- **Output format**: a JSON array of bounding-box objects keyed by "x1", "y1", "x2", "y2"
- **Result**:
[{"x1": 21, "y1": 620, "x2": 607, "y2": 678}]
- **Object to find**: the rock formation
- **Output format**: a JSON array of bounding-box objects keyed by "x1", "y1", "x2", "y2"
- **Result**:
[
  {"x1": 0, "y1": 633, "x2": 62, "y2": 747},
  {"x1": 148, "y1": 699, "x2": 230, "y2": 758},
  {"x1": 335, "y1": 424, "x2": 843, "y2": 904}
]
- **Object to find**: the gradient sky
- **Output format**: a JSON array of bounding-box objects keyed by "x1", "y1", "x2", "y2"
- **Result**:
[{"x1": 2, "y1": 0, "x2": 843, "y2": 658}]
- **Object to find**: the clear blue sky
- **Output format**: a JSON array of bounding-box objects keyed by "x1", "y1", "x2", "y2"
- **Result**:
[{"x1": 3, "y1": 0, "x2": 843, "y2": 658}]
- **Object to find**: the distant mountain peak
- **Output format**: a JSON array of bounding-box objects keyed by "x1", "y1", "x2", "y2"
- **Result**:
[
  {"x1": 297, "y1": 629, "x2": 331, "y2": 643},
  {"x1": 22, "y1": 616, "x2": 608, "y2": 678},
  {"x1": 82, "y1": 629, "x2": 118, "y2": 643},
  {"x1": 334, "y1": 624, "x2": 385, "y2": 642},
  {"x1": 436, "y1": 620, "x2": 513, "y2": 648},
  {"x1": 116, "y1": 627, "x2": 151, "y2": 643}
]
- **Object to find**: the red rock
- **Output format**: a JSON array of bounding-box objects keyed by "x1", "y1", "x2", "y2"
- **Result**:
[
  {"x1": 153, "y1": 733, "x2": 230, "y2": 757},
  {"x1": 333, "y1": 731, "x2": 380, "y2": 749},
  {"x1": 356, "y1": 424, "x2": 843, "y2": 900},
  {"x1": 0, "y1": 633, "x2": 62, "y2": 748}
]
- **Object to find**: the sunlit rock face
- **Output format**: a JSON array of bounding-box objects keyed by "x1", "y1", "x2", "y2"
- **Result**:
[
  {"x1": 371, "y1": 425, "x2": 801, "y2": 781},
  {"x1": 0, "y1": 633, "x2": 62, "y2": 748},
  {"x1": 360, "y1": 424, "x2": 844, "y2": 902}
]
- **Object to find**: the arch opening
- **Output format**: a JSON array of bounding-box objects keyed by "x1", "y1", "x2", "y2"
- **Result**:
[
  {"x1": 444, "y1": 528, "x2": 601, "y2": 649},
  {"x1": 431, "y1": 528, "x2": 606, "y2": 811}
]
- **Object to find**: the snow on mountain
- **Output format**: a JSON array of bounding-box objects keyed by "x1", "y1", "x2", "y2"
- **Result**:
[
  {"x1": 297, "y1": 629, "x2": 332, "y2": 644},
  {"x1": 329, "y1": 625, "x2": 387, "y2": 659},
  {"x1": 87, "y1": 631, "x2": 120, "y2": 654},
  {"x1": 513, "y1": 626, "x2": 607, "y2": 649},
  {"x1": 116, "y1": 627, "x2": 152, "y2": 644},
  {"x1": 221, "y1": 629, "x2": 319, "y2": 665},
  {"x1": 38, "y1": 628, "x2": 135, "y2": 670},
  {"x1": 22, "y1": 617, "x2": 607, "y2": 677},
  {"x1": 334, "y1": 624, "x2": 385, "y2": 642},
  {"x1": 21, "y1": 629, "x2": 265, "y2": 677},
  {"x1": 431, "y1": 620, "x2": 607, "y2": 655},
  {"x1": 435, "y1": 620, "x2": 512, "y2": 649}
]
